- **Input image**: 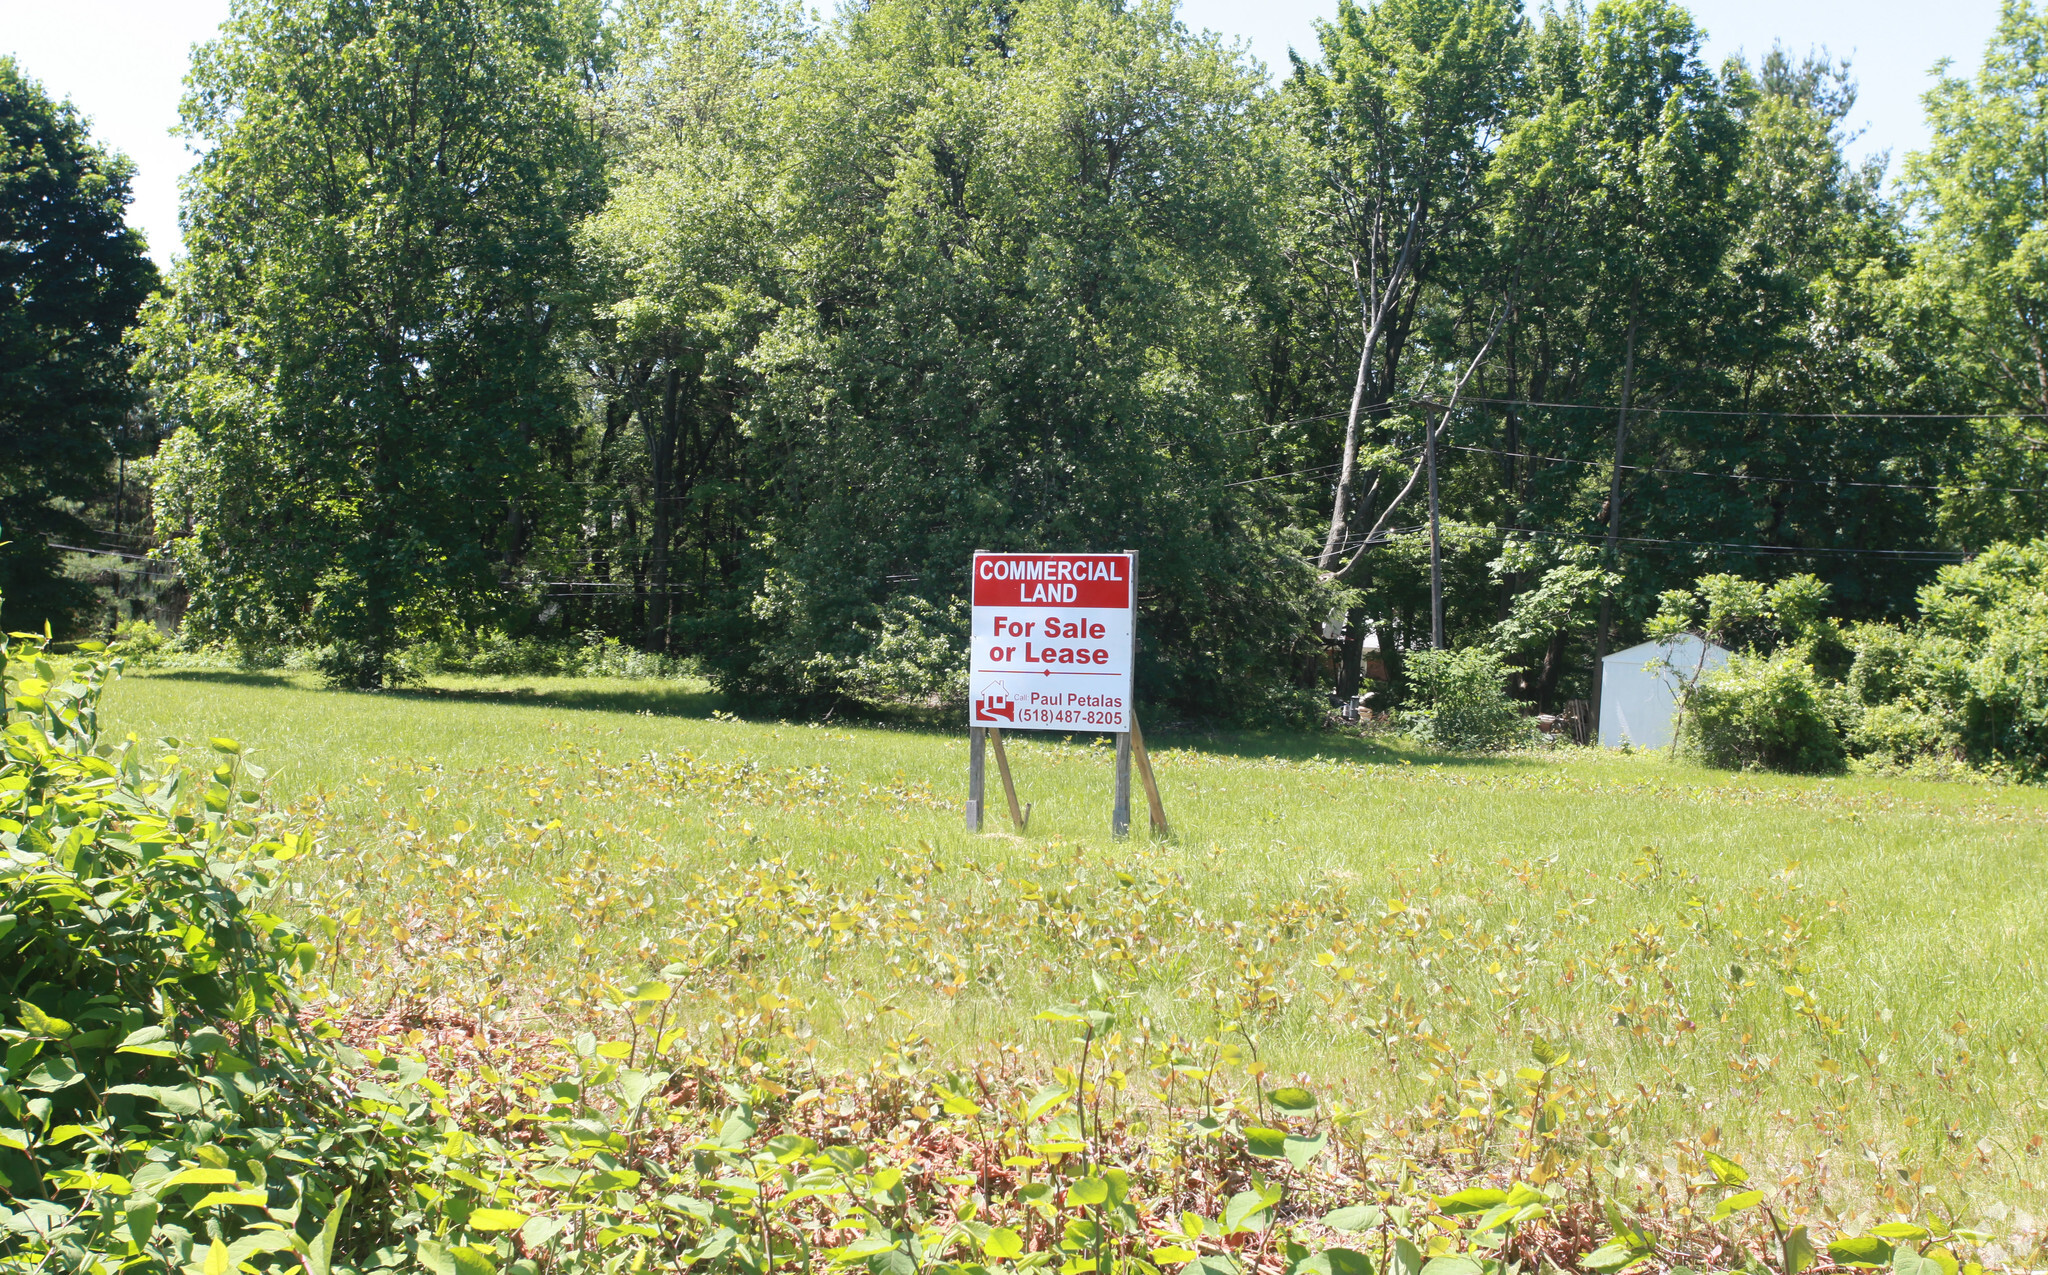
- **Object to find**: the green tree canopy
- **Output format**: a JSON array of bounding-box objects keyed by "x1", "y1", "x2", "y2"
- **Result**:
[
  {"x1": 146, "y1": 0, "x2": 602, "y2": 685},
  {"x1": 0, "y1": 58, "x2": 158, "y2": 630},
  {"x1": 1904, "y1": 0, "x2": 2048, "y2": 543}
]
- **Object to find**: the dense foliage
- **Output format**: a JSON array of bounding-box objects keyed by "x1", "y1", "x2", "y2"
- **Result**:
[
  {"x1": 0, "y1": 59, "x2": 157, "y2": 631},
  {"x1": 141, "y1": 0, "x2": 602, "y2": 686},
  {"x1": 1400, "y1": 646, "x2": 1532, "y2": 751},
  {"x1": 1674, "y1": 650, "x2": 1845, "y2": 773},
  {"x1": 5, "y1": 0, "x2": 2048, "y2": 728},
  {"x1": 1641, "y1": 536, "x2": 2048, "y2": 775}
]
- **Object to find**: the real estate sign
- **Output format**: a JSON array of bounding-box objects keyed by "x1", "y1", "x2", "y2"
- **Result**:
[{"x1": 969, "y1": 551, "x2": 1134, "y2": 732}]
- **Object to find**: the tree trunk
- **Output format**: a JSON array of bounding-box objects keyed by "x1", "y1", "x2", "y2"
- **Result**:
[
  {"x1": 1318, "y1": 200, "x2": 1424, "y2": 571},
  {"x1": 646, "y1": 366, "x2": 681, "y2": 649},
  {"x1": 1336, "y1": 605, "x2": 1368, "y2": 700}
]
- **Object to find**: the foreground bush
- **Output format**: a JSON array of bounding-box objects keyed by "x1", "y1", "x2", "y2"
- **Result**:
[
  {"x1": 0, "y1": 638, "x2": 375, "y2": 1271},
  {"x1": 1677, "y1": 650, "x2": 1845, "y2": 773}
]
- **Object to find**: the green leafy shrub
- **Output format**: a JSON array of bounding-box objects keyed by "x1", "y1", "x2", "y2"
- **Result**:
[
  {"x1": 107, "y1": 617, "x2": 170, "y2": 663},
  {"x1": 1963, "y1": 619, "x2": 2048, "y2": 778},
  {"x1": 465, "y1": 629, "x2": 568, "y2": 676},
  {"x1": 1848, "y1": 701, "x2": 1964, "y2": 766},
  {"x1": 1403, "y1": 646, "x2": 1533, "y2": 751},
  {"x1": 0, "y1": 634, "x2": 383, "y2": 1270},
  {"x1": 569, "y1": 631, "x2": 686, "y2": 679},
  {"x1": 1843, "y1": 624, "x2": 1969, "y2": 766},
  {"x1": 839, "y1": 596, "x2": 969, "y2": 708},
  {"x1": 1677, "y1": 651, "x2": 1845, "y2": 773}
]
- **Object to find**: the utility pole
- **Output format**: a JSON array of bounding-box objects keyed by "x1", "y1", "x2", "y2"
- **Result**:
[
  {"x1": 1591, "y1": 294, "x2": 1643, "y2": 733},
  {"x1": 1410, "y1": 396, "x2": 1454, "y2": 650},
  {"x1": 1425, "y1": 405, "x2": 1444, "y2": 648}
]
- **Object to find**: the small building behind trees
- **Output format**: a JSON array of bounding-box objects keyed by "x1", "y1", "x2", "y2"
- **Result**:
[{"x1": 1599, "y1": 635, "x2": 1731, "y2": 750}]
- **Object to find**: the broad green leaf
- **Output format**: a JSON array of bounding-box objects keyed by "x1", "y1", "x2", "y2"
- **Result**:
[
  {"x1": 191, "y1": 1189, "x2": 269, "y2": 1209},
  {"x1": 616, "y1": 1069, "x2": 656, "y2": 1109},
  {"x1": 1702, "y1": 1150, "x2": 1749, "y2": 1186},
  {"x1": 117, "y1": 1025, "x2": 180, "y2": 1058},
  {"x1": 225, "y1": 1230, "x2": 301, "y2": 1266},
  {"x1": 47, "y1": 1168, "x2": 131, "y2": 1194},
  {"x1": 1828, "y1": 1236, "x2": 1895, "y2": 1269},
  {"x1": 1067, "y1": 1178, "x2": 1109, "y2": 1206},
  {"x1": 203, "y1": 1239, "x2": 230, "y2": 1275},
  {"x1": 164, "y1": 1167, "x2": 240, "y2": 1188},
  {"x1": 125, "y1": 1201, "x2": 158, "y2": 1247},
  {"x1": 1296, "y1": 1248, "x2": 1374, "y2": 1275},
  {"x1": 17, "y1": 1001, "x2": 73, "y2": 1041},
  {"x1": 469, "y1": 1208, "x2": 528, "y2": 1231},
  {"x1": 982, "y1": 1228, "x2": 1023, "y2": 1260},
  {"x1": 1223, "y1": 1188, "x2": 1277, "y2": 1233},
  {"x1": 208, "y1": 737, "x2": 243, "y2": 755},
  {"x1": 23, "y1": 1056, "x2": 81, "y2": 1091},
  {"x1": 1782, "y1": 1226, "x2": 1816, "y2": 1275},
  {"x1": 1419, "y1": 1259, "x2": 1482, "y2": 1275},
  {"x1": 838, "y1": 1236, "x2": 900, "y2": 1259},
  {"x1": 1388, "y1": 1239, "x2": 1423, "y2": 1275},
  {"x1": 1710, "y1": 1190, "x2": 1764, "y2": 1222},
  {"x1": 1026, "y1": 1086, "x2": 1073, "y2": 1121},
  {"x1": 1284, "y1": 1132, "x2": 1328, "y2": 1171},
  {"x1": 1244, "y1": 1126, "x2": 1287, "y2": 1158},
  {"x1": 1267, "y1": 1087, "x2": 1317, "y2": 1115},
  {"x1": 1892, "y1": 1248, "x2": 1943, "y2": 1275},
  {"x1": 1432, "y1": 1188, "x2": 1508, "y2": 1217},
  {"x1": 1321, "y1": 1206, "x2": 1382, "y2": 1233},
  {"x1": 416, "y1": 1238, "x2": 458, "y2": 1275},
  {"x1": 1581, "y1": 1243, "x2": 1643, "y2": 1273},
  {"x1": 1873, "y1": 1224, "x2": 1932, "y2": 1242},
  {"x1": 768, "y1": 1133, "x2": 816, "y2": 1164}
]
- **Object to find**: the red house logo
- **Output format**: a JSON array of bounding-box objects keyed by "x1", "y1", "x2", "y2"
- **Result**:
[{"x1": 974, "y1": 683, "x2": 1016, "y2": 723}]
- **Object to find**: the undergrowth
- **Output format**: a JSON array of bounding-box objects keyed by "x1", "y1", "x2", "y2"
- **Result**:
[{"x1": 7, "y1": 643, "x2": 2044, "y2": 1274}]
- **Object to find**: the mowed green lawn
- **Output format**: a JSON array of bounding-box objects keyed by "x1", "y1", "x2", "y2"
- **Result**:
[{"x1": 104, "y1": 668, "x2": 2048, "y2": 1220}]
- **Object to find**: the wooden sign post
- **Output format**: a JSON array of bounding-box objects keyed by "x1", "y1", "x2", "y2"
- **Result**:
[{"x1": 965, "y1": 550, "x2": 1165, "y2": 838}]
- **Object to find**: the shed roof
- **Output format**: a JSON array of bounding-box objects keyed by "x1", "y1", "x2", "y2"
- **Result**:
[{"x1": 1601, "y1": 633, "x2": 1729, "y2": 667}]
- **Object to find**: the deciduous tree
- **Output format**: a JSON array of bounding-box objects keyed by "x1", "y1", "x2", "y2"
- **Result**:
[
  {"x1": 147, "y1": 0, "x2": 601, "y2": 684},
  {"x1": 0, "y1": 59, "x2": 157, "y2": 630}
]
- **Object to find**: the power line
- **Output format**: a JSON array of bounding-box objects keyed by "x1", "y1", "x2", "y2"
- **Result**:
[
  {"x1": 1490, "y1": 524, "x2": 1968, "y2": 563},
  {"x1": 48, "y1": 542, "x2": 176, "y2": 563},
  {"x1": 1453, "y1": 394, "x2": 2048, "y2": 423},
  {"x1": 1445, "y1": 442, "x2": 2048, "y2": 498}
]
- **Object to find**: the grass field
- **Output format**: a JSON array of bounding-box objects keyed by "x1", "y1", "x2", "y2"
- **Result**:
[{"x1": 100, "y1": 667, "x2": 2048, "y2": 1254}]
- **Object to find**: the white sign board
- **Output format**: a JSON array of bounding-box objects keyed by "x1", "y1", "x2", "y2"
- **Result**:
[{"x1": 969, "y1": 552, "x2": 1134, "y2": 732}]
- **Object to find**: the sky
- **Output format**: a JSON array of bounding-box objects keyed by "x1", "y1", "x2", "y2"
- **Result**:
[{"x1": 0, "y1": 0, "x2": 2006, "y2": 266}]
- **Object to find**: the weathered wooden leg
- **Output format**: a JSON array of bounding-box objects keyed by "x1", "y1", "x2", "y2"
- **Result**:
[
  {"x1": 967, "y1": 726, "x2": 986, "y2": 832},
  {"x1": 1112, "y1": 731, "x2": 1132, "y2": 838},
  {"x1": 991, "y1": 728, "x2": 1027, "y2": 832},
  {"x1": 1130, "y1": 716, "x2": 1169, "y2": 838}
]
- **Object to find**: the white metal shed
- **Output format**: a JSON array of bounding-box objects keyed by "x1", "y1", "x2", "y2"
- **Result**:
[{"x1": 1599, "y1": 634, "x2": 1731, "y2": 750}]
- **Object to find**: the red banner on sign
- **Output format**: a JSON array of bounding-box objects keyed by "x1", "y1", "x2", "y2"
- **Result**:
[{"x1": 972, "y1": 553, "x2": 1133, "y2": 608}]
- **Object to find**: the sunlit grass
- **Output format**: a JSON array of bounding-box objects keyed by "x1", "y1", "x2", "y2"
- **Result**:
[{"x1": 102, "y1": 668, "x2": 2048, "y2": 1230}]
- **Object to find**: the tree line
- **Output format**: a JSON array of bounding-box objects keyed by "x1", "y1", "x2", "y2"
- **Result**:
[{"x1": 7, "y1": 0, "x2": 2048, "y2": 723}]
